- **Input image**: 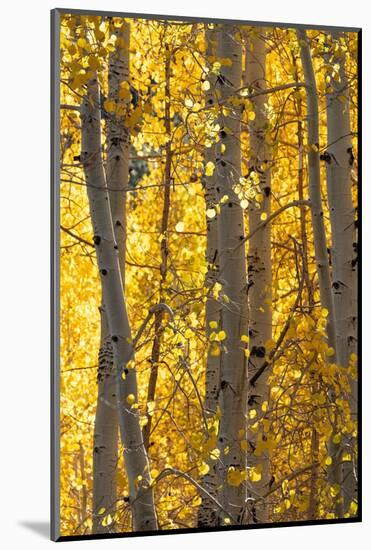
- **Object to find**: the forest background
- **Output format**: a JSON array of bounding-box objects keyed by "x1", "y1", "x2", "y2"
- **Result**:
[
  {"x1": 58, "y1": 10, "x2": 359, "y2": 537},
  {"x1": 0, "y1": 1, "x2": 368, "y2": 550}
]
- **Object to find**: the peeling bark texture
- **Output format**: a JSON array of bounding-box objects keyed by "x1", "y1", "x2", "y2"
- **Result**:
[
  {"x1": 93, "y1": 23, "x2": 130, "y2": 533},
  {"x1": 215, "y1": 24, "x2": 248, "y2": 525},
  {"x1": 198, "y1": 26, "x2": 222, "y2": 529},
  {"x1": 81, "y1": 75, "x2": 158, "y2": 532},
  {"x1": 245, "y1": 30, "x2": 272, "y2": 524},
  {"x1": 297, "y1": 29, "x2": 343, "y2": 517},
  {"x1": 324, "y1": 32, "x2": 357, "y2": 511}
]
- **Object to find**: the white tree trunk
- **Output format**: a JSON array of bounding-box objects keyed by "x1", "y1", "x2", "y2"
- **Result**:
[
  {"x1": 93, "y1": 23, "x2": 130, "y2": 533},
  {"x1": 198, "y1": 26, "x2": 222, "y2": 529},
  {"x1": 93, "y1": 308, "x2": 118, "y2": 532},
  {"x1": 216, "y1": 25, "x2": 249, "y2": 525},
  {"x1": 245, "y1": 30, "x2": 272, "y2": 524},
  {"x1": 324, "y1": 32, "x2": 357, "y2": 511},
  {"x1": 81, "y1": 75, "x2": 158, "y2": 532},
  {"x1": 297, "y1": 29, "x2": 343, "y2": 517}
]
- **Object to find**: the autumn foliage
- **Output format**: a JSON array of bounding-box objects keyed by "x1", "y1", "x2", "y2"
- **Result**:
[{"x1": 57, "y1": 12, "x2": 358, "y2": 536}]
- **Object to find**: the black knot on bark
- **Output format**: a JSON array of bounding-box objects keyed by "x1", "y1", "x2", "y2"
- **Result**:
[
  {"x1": 112, "y1": 335, "x2": 118, "y2": 342},
  {"x1": 263, "y1": 186, "x2": 271, "y2": 197},
  {"x1": 101, "y1": 268, "x2": 108, "y2": 276},
  {"x1": 93, "y1": 235, "x2": 101, "y2": 245},
  {"x1": 250, "y1": 345, "x2": 265, "y2": 358},
  {"x1": 220, "y1": 129, "x2": 227, "y2": 139}
]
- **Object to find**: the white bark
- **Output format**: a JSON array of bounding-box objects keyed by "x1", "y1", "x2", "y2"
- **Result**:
[
  {"x1": 215, "y1": 24, "x2": 248, "y2": 524},
  {"x1": 297, "y1": 29, "x2": 343, "y2": 517},
  {"x1": 245, "y1": 30, "x2": 272, "y2": 524},
  {"x1": 93, "y1": 308, "x2": 118, "y2": 532},
  {"x1": 81, "y1": 75, "x2": 158, "y2": 531},
  {"x1": 324, "y1": 32, "x2": 357, "y2": 510},
  {"x1": 93, "y1": 23, "x2": 130, "y2": 533},
  {"x1": 198, "y1": 26, "x2": 222, "y2": 529}
]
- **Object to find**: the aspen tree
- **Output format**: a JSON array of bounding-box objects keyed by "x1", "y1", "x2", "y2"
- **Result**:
[
  {"x1": 245, "y1": 29, "x2": 272, "y2": 524},
  {"x1": 92, "y1": 22, "x2": 130, "y2": 533},
  {"x1": 297, "y1": 29, "x2": 343, "y2": 517},
  {"x1": 324, "y1": 31, "x2": 357, "y2": 511},
  {"x1": 215, "y1": 24, "x2": 249, "y2": 525},
  {"x1": 198, "y1": 25, "x2": 222, "y2": 529},
  {"x1": 81, "y1": 75, "x2": 158, "y2": 531}
]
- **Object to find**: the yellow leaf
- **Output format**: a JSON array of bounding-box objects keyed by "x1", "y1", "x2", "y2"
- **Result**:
[
  {"x1": 218, "y1": 330, "x2": 226, "y2": 341},
  {"x1": 250, "y1": 468, "x2": 262, "y2": 482},
  {"x1": 127, "y1": 106, "x2": 143, "y2": 128},
  {"x1": 104, "y1": 99, "x2": 116, "y2": 113},
  {"x1": 209, "y1": 321, "x2": 218, "y2": 329},
  {"x1": 202, "y1": 80, "x2": 211, "y2": 91},
  {"x1": 210, "y1": 343, "x2": 221, "y2": 357},
  {"x1": 332, "y1": 433, "x2": 341, "y2": 444},
  {"x1": 325, "y1": 456, "x2": 332, "y2": 466},
  {"x1": 126, "y1": 394, "x2": 135, "y2": 405},
  {"x1": 184, "y1": 328, "x2": 193, "y2": 339},
  {"x1": 210, "y1": 448, "x2": 220, "y2": 460},
  {"x1": 241, "y1": 334, "x2": 249, "y2": 343},
  {"x1": 199, "y1": 462, "x2": 210, "y2": 476},
  {"x1": 206, "y1": 208, "x2": 216, "y2": 219},
  {"x1": 349, "y1": 500, "x2": 358, "y2": 515},
  {"x1": 101, "y1": 514, "x2": 113, "y2": 527},
  {"x1": 119, "y1": 86, "x2": 131, "y2": 102},
  {"x1": 260, "y1": 212, "x2": 268, "y2": 221},
  {"x1": 98, "y1": 507, "x2": 106, "y2": 515},
  {"x1": 205, "y1": 161, "x2": 215, "y2": 177},
  {"x1": 248, "y1": 111, "x2": 256, "y2": 121},
  {"x1": 88, "y1": 56, "x2": 100, "y2": 71}
]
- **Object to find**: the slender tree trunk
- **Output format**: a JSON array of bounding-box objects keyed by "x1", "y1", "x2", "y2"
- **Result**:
[
  {"x1": 297, "y1": 29, "x2": 343, "y2": 518},
  {"x1": 81, "y1": 75, "x2": 158, "y2": 531},
  {"x1": 245, "y1": 30, "x2": 272, "y2": 524},
  {"x1": 142, "y1": 44, "x2": 172, "y2": 450},
  {"x1": 93, "y1": 308, "x2": 118, "y2": 532},
  {"x1": 198, "y1": 26, "x2": 222, "y2": 529},
  {"x1": 324, "y1": 32, "x2": 357, "y2": 511},
  {"x1": 293, "y1": 54, "x2": 319, "y2": 520},
  {"x1": 215, "y1": 24, "x2": 249, "y2": 525},
  {"x1": 93, "y1": 22, "x2": 130, "y2": 533}
]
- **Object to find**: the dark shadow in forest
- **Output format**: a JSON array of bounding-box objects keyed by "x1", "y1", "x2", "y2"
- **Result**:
[{"x1": 18, "y1": 521, "x2": 50, "y2": 539}]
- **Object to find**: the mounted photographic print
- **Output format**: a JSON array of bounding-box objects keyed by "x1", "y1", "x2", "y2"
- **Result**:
[{"x1": 51, "y1": 8, "x2": 361, "y2": 541}]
